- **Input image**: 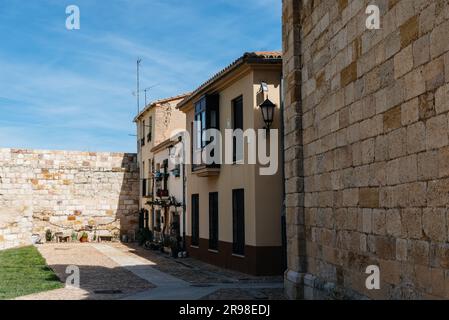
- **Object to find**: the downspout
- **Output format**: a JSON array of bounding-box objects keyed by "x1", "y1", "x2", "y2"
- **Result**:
[
  {"x1": 280, "y1": 72, "x2": 287, "y2": 271},
  {"x1": 180, "y1": 136, "x2": 187, "y2": 252}
]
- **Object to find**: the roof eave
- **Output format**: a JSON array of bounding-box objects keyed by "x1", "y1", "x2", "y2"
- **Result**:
[{"x1": 177, "y1": 54, "x2": 282, "y2": 111}]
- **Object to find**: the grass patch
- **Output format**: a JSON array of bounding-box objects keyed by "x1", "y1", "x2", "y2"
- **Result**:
[{"x1": 0, "y1": 246, "x2": 63, "y2": 299}]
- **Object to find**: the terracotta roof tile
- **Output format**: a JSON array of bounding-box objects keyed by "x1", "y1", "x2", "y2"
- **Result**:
[
  {"x1": 134, "y1": 92, "x2": 191, "y2": 121},
  {"x1": 177, "y1": 51, "x2": 282, "y2": 110}
]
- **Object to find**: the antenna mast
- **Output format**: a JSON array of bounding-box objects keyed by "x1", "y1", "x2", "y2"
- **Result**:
[{"x1": 136, "y1": 58, "x2": 142, "y2": 114}]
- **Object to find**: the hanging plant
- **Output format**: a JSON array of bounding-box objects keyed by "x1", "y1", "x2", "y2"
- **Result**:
[
  {"x1": 170, "y1": 165, "x2": 180, "y2": 177},
  {"x1": 154, "y1": 172, "x2": 163, "y2": 181}
]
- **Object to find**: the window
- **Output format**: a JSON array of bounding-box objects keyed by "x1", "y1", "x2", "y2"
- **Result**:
[
  {"x1": 149, "y1": 159, "x2": 154, "y2": 196},
  {"x1": 144, "y1": 210, "x2": 149, "y2": 229},
  {"x1": 232, "y1": 189, "x2": 245, "y2": 255},
  {"x1": 209, "y1": 192, "x2": 219, "y2": 250},
  {"x1": 191, "y1": 194, "x2": 199, "y2": 246},
  {"x1": 141, "y1": 120, "x2": 146, "y2": 146},
  {"x1": 142, "y1": 161, "x2": 146, "y2": 197},
  {"x1": 163, "y1": 159, "x2": 168, "y2": 191},
  {"x1": 192, "y1": 94, "x2": 220, "y2": 170},
  {"x1": 142, "y1": 178, "x2": 147, "y2": 197},
  {"x1": 232, "y1": 96, "x2": 244, "y2": 162},
  {"x1": 147, "y1": 116, "x2": 153, "y2": 142},
  {"x1": 194, "y1": 94, "x2": 219, "y2": 150}
]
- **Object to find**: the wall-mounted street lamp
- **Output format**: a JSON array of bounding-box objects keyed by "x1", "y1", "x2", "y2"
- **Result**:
[{"x1": 259, "y1": 98, "x2": 276, "y2": 131}]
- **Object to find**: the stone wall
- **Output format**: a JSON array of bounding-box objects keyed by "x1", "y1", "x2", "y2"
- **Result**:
[
  {"x1": 0, "y1": 148, "x2": 139, "y2": 250},
  {"x1": 283, "y1": 0, "x2": 449, "y2": 299}
]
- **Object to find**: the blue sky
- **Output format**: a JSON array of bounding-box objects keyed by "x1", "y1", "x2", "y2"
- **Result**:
[{"x1": 0, "y1": 0, "x2": 281, "y2": 152}]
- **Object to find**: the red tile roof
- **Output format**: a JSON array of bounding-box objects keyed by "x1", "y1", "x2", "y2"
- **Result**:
[
  {"x1": 177, "y1": 51, "x2": 282, "y2": 110},
  {"x1": 134, "y1": 92, "x2": 191, "y2": 121}
]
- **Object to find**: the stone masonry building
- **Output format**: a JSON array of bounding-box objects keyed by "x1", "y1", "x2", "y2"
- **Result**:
[
  {"x1": 0, "y1": 148, "x2": 139, "y2": 250},
  {"x1": 283, "y1": 0, "x2": 449, "y2": 299}
]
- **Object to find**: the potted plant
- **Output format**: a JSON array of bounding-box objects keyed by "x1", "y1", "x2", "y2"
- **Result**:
[
  {"x1": 157, "y1": 189, "x2": 169, "y2": 198},
  {"x1": 71, "y1": 231, "x2": 78, "y2": 242},
  {"x1": 162, "y1": 237, "x2": 171, "y2": 253},
  {"x1": 169, "y1": 237, "x2": 179, "y2": 258},
  {"x1": 45, "y1": 229, "x2": 52, "y2": 242},
  {"x1": 154, "y1": 171, "x2": 163, "y2": 181},
  {"x1": 80, "y1": 232, "x2": 89, "y2": 243}
]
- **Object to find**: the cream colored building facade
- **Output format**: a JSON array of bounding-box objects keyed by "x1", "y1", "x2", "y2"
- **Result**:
[
  {"x1": 178, "y1": 52, "x2": 285, "y2": 275},
  {"x1": 134, "y1": 94, "x2": 188, "y2": 233},
  {"x1": 150, "y1": 136, "x2": 185, "y2": 241}
]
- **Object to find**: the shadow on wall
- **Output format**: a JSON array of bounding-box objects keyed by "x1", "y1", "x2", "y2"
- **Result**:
[
  {"x1": 30, "y1": 152, "x2": 141, "y2": 243},
  {"x1": 116, "y1": 153, "x2": 140, "y2": 241},
  {"x1": 0, "y1": 149, "x2": 141, "y2": 249}
]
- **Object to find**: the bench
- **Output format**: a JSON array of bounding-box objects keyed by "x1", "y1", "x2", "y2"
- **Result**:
[{"x1": 99, "y1": 236, "x2": 113, "y2": 242}]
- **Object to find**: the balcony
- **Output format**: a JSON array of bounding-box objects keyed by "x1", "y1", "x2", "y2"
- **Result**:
[
  {"x1": 156, "y1": 189, "x2": 169, "y2": 198},
  {"x1": 192, "y1": 164, "x2": 221, "y2": 177},
  {"x1": 192, "y1": 148, "x2": 220, "y2": 177}
]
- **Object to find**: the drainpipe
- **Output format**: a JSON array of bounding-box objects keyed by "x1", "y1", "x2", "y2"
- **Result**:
[
  {"x1": 280, "y1": 72, "x2": 287, "y2": 271},
  {"x1": 180, "y1": 135, "x2": 187, "y2": 252}
]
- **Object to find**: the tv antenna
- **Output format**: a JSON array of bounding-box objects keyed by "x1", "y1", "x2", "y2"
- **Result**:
[
  {"x1": 136, "y1": 58, "x2": 142, "y2": 114},
  {"x1": 133, "y1": 84, "x2": 159, "y2": 109}
]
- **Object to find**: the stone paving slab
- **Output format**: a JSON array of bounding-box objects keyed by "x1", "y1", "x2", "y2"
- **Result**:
[
  {"x1": 14, "y1": 243, "x2": 286, "y2": 300},
  {"x1": 16, "y1": 243, "x2": 154, "y2": 300},
  {"x1": 112, "y1": 243, "x2": 284, "y2": 285}
]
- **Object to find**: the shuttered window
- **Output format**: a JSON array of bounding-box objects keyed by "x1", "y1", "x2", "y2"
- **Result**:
[
  {"x1": 232, "y1": 189, "x2": 245, "y2": 255},
  {"x1": 232, "y1": 96, "x2": 244, "y2": 162},
  {"x1": 209, "y1": 192, "x2": 219, "y2": 250},
  {"x1": 191, "y1": 194, "x2": 200, "y2": 246}
]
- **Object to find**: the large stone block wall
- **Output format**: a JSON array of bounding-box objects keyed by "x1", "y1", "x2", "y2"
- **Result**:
[
  {"x1": 0, "y1": 148, "x2": 139, "y2": 250},
  {"x1": 283, "y1": 0, "x2": 449, "y2": 299}
]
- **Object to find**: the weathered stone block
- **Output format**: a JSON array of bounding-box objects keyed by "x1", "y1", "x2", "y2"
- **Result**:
[
  {"x1": 430, "y1": 20, "x2": 449, "y2": 59},
  {"x1": 401, "y1": 98, "x2": 419, "y2": 126},
  {"x1": 423, "y1": 208, "x2": 447, "y2": 242},
  {"x1": 384, "y1": 106, "x2": 402, "y2": 132},
  {"x1": 359, "y1": 187, "x2": 379, "y2": 208},
  {"x1": 341, "y1": 61, "x2": 358, "y2": 87},
  {"x1": 394, "y1": 45, "x2": 413, "y2": 78},
  {"x1": 413, "y1": 35, "x2": 430, "y2": 67},
  {"x1": 426, "y1": 114, "x2": 448, "y2": 150},
  {"x1": 404, "y1": 67, "x2": 426, "y2": 100},
  {"x1": 418, "y1": 150, "x2": 439, "y2": 180},
  {"x1": 407, "y1": 121, "x2": 426, "y2": 154},
  {"x1": 435, "y1": 83, "x2": 449, "y2": 114},
  {"x1": 408, "y1": 240, "x2": 430, "y2": 266},
  {"x1": 386, "y1": 209, "x2": 402, "y2": 237},
  {"x1": 400, "y1": 16, "x2": 419, "y2": 49},
  {"x1": 388, "y1": 128, "x2": 407, "y2": 159},
  {"x1": 418, "y1": 92, "x2": 436, "y2": 121}
]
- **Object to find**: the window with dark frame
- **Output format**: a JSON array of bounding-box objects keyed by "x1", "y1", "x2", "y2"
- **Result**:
[
  {"x1": 147, "y1": 116, "x2": 153, "y2": 142},
  {"x1": 209, "y1": 192, "x2": 219, "y2": 250},
  {"x1": 191, "y1": 194, "x2": 200, "y2": 246},
  {"x1": 141, "y1": 120, "x2": 146, "y2": 146},
  {"x1": 192, "y1": 94, "x2": 220, "y2": 169},
  {"x1": 232, "y1": 189, "x2": 245, "y2": 255},
  {"x1": 232, "y1": 96, "x2": 244, "y2": 163},
  {"x1": 142, "y1": 161, "x2": 146, "y2": 197}
]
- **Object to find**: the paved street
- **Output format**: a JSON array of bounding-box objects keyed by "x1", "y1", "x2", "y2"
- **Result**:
[{"x1": 16, "y1": 243, "x2": 285, "y2": 300}]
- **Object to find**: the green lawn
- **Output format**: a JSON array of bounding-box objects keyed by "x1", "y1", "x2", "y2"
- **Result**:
[{"x1": 0, "y1": 246, "x2": 63, "y2": 299}]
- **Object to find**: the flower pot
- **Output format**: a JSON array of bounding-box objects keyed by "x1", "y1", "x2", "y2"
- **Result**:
[{"x1": 80, "y1": 237, "x2": 88, "y2": 243}]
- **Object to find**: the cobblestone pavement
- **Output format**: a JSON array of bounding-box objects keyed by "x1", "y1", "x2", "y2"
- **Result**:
[
  {"x1": 15, "y1": 242, "x2": 286, "y2": 300},
  {"x1": 113, "y1": 243, "x2": 284, "y2": 285},
  {"x1": 16, "y1": 243, "x2": 154, "y2": 300},
  {"x1": 201, "y1": 288, "x2": 287, "y2": 300}
]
